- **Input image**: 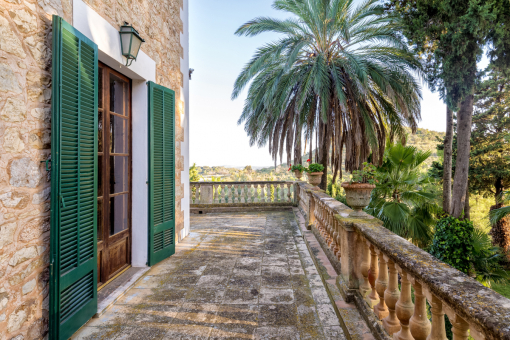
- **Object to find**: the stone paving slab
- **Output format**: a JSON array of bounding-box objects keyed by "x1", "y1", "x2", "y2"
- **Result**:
[{"x1": 72, "y1": 211, "x2": 346, "y2": 340}]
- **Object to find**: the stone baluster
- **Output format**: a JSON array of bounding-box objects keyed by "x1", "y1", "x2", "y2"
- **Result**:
[
  {"x1": 374, "y1": 249, "x2": 389, "y2": 319},
  {"x1": 316, "y1": 200, "x2": 322, "y2": 232},
  {"x1": 359, "y1": 240, "x2": 371, "y2": 299},
  {"x1": 366, "y1": 243, "x2": 379, "y2": 307},
  {"x1": 423, "y1": 288, "x2": 448, "y2": 340},
  {"x1": 220, "y1": 184, "x2": 226, "y2": 203},
  {"x1": 213, "y1": 184, "x2": 219, "y2": 203},
  {"x1": 332, "y1": 216, "x2": 340, "y2": 257},
  {"x1": 287, "y1": 183, "x2": 292, "y2": 202},
  {"x1": 261, "y1": 184, "x2": 266, "y2": 203},
  {"x1": 254, "y1": 184, "x2": 259, "y2": 203},
  {"x1": 240, "y1": 184, "x2": 245, "y2": 203},
  {"x1": 190, "y1": 184, "x2": 194, "y2": 203},
  {"x1": 467, "y1": 324, "x2": 485, "y2": 340},
  {"x1": 247, "y1": 184, "x2": 252, "y2": 203},
  {"x1": 383, "y1": 257, "x2": 401, "y2": 335},
  {"x1": 394, "y1": 268, "x2": 414, "y2": 340},
  {"x1": 408, "y1": 277, "x2": 431, "y2": 340},
  {"x1": 317, "y1": 200, "x2": 324, "y2": 236},
  {"x1": 234, "y1": 184, "x2": 239, "y2": 203},
  {"x1": 309, "y1": 193, "x2": 316, "y2": 228},
  {"x1": 444, "y1": 307, "x2": 469, "y2": 340},
  {"x1": 323, "y1": 203, "x2": 328, "y2": 240},
  {"x1": 227, "y1": 184, "x2": 232, "y2": 203},
  {"x1": 335, "y1": 219, "x2": 341, "y2": 260},
  {"x1": 328, "y1": 209, "x2": 335, "y2": 248},
  {"x1": 326, "y1": 209, "x2": 333, "y2": 247},
  {"x1": 323, "y1": 204, "x2": 330, "y2": 244},
  {"x1": 279, "y1": 183, "x2": 283, "y2": 201}
]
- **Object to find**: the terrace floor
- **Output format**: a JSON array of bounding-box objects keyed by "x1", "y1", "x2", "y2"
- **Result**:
[{"x1": 72, "y1": 211, "x2": 356, "y2": 339}]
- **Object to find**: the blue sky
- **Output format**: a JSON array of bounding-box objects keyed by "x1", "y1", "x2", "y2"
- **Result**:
[{"x1": 189, "y1": 0, "x2": 448, "y2": 167}]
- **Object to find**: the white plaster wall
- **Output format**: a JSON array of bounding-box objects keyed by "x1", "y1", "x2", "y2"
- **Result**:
[
  {"x1": 180, "y1": 0, "x2": 190, "y2": 240},
  {"x1": 73, "y1": 0, "x2": 156, "y2": 267}
]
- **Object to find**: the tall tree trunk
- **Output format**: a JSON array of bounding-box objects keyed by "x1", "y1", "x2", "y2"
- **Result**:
[
  {"x1": 451, "y1": 93, "x2": 474, "y2": 218},
  {"x1": 464, "y1": 183, "x2": 470, "y2": 220},
  {"x1": 495, "y1": 177, "x2": 504, "y2": 205},
  {"x1": 294, "y1": 125, "x2": 302, "y2": 165},
  {"x1": 318, "y1": 120, "x2": 329, "y2": 191},
  {"x1": 309, "y1": 131, "x2": 313, "y2": 163},
  {"x1": 443, "y1": 107, "x2": 454, "y2": 214}
]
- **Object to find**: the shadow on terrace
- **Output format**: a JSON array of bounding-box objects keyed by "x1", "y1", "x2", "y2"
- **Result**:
[{"x1": 73, "y1": 180, "x2": 510, "y2": 340}]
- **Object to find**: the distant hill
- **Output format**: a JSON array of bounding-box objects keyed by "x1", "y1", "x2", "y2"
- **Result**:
[
  {"x1": 405, "y1": 127, "x2": 445, "y2": 167},
  {"x1": 194, "y1": 127, "x2": 445, "y2": 181}
]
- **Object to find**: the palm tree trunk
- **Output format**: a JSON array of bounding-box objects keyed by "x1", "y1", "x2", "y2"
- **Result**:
[
  {"x1": 451, "y1": 92, "x2": 474, "y2": 218},
  {"x1": 443, "y1": 107, "x2": 454, "y2": 214},
  {"x1": 294, "y1": 125, "x2": 302, "y2": 165},
  {"x1": 319, "y1": 120, "x2": 329, "y2": 190},
  {"x1": 495, "y1": 177, "x2": 504, "y2": 205}
]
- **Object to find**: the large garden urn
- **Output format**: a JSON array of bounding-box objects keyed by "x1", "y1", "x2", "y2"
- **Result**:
[
  {"x1": 307, "y1": 172, "x2": 323, "y2": 188},
  {"x1": 341, "y1": 182, "x2": 375, "y2": 217},
  {"x1": 294, "y1": 170, "x2": 304, "y2": 180}
]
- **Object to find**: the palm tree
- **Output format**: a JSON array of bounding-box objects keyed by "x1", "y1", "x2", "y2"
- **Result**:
[
  {"x1": 490, "y1": 191, "x2": 510, "y2": 257},
  {"x1": 232, "y1": 0, "x2": 423, "y2": 189},
  {"x1": 365, "y1": 144, "x2": 440, "y2": 246}
]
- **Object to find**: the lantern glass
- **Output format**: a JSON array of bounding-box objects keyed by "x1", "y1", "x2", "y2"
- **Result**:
[
  {"x1": 130, "y1": 35, "x2": 143, "y2": 58},
  {"x1": 119, "y1": 24, "x2": 145, "y2": 65},
  {"x1": 120, "y1": 31, "x2": 132, "y2": 56}
]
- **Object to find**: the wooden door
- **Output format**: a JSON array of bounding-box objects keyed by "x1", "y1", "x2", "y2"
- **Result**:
[{"x1": 97, "y1": 63, "x2": 132, "y2": 287}]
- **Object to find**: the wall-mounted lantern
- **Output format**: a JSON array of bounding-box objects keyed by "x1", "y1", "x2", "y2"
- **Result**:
[{"x1": 119, "y1": 22, "x2": 145, "y2": 66}]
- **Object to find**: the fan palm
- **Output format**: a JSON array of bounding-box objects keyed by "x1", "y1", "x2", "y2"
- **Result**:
[
  {"x1": 365, "y1": 143, "x2": 440, "y2": 246},
  {"x1": 490, "y1": 191, "x2": 510, "y2": 225},
  {"x1": 232, "y1": 0, "x2": 423, "y2": 188}
]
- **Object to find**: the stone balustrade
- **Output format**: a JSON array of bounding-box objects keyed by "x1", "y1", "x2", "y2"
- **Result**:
[
  {"x1": 190, "y1": 181, "x2": 296, "y2": 206},
  {"x1": 295, "y1": 182, "x2": 510, "y2": 340}
]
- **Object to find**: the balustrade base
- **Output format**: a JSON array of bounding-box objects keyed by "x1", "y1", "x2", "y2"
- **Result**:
[{"x1": 191, "y1": 204, "x2": 294, "y2": 214}]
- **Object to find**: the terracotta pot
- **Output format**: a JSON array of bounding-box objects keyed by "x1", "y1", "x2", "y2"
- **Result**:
[
  {"x1": 341, "y1": 182, "x2": 375, "y2": 217},
  {"x1": 294, "y1": 170, "x2": 303, "y2": 180},
  {"x1": 307, "y1": 172, "x2": 323, "y2": 187}
]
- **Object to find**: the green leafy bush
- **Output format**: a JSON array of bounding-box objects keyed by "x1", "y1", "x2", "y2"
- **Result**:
[
  {"x1": 350, "y1": 162, "x2": 378, "y2": 184},
  {"x1": 289, "y1": 164, "x2": 305, "y2": 172},
  {"x1": 429, "y1": 216, "x2": 474, "y2": 274},
  {"x1": 306, "y1": 163, "x2": 324, "y2": 173}
]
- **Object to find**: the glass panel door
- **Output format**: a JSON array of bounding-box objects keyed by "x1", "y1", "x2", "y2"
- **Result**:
[{"x1": 97, "y1": 63, "x2": 132, "y2": 288}]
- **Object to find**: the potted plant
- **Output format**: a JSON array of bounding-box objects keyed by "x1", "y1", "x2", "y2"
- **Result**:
[
  {"x1": 341, "y1": 162, "x2": 377, "y2": 217},
  {"x1": 289, "y1": 164, "x2": 306, "y2": 180},
  {"x1": 305, "y1": 159, "x2": 324, "y2": 188}
]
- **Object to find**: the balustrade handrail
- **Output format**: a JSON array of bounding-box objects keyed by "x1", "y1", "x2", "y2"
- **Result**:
[
  {"x1": 190, "y1": 181, "x2": 294, "y2": 184},
  {"x1": 296, "y1": 181, "x2": 510, "y2": 340}
]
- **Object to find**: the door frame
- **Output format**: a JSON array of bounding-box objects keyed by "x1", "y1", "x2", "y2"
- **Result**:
[{"x1": 97, "y1": 62, "x2": 133, "y2": 288}]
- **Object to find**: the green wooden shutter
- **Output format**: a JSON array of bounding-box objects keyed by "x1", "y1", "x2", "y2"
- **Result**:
[
  {"x1": 148, "y1": 81, "x2": 176, "y2": 266},
  {"x1": 49, "y1": 15, "x2": 98, "y2": 340}
]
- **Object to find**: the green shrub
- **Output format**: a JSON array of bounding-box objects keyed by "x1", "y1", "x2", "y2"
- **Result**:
[
  {"x1": 429, "y1": 216, "x2": 474, "y2": 274},
  {"x1": 306, "y1": 163, "x2": 324, "y2": 173}
]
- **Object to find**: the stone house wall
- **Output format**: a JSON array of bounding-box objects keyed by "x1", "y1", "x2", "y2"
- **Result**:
[{"x1": 0, "y1": 0, "x2": 185, "y2": 338}]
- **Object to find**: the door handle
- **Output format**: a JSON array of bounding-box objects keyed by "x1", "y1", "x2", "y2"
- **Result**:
[{"x1": 60, "y1": 196, "x2": 66, "y2": 208}]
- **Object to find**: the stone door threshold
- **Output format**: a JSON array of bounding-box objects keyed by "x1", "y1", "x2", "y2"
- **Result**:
[{"x1": 95, "y1": 266, "x2": 150, "y2": 318}]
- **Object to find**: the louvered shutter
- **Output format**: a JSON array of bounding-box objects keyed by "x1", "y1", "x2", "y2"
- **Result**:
[
  {"x1": 49, "y1": 15, "x2": 98, "y2": 340},
  {"x1": 148, "y1": 81, "x2": 175, "y2": 266}
]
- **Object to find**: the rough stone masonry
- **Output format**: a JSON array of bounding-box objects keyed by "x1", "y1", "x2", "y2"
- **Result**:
[{"x1": 0, "y1": 0, "x2": 186, "y2": 338}]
